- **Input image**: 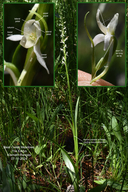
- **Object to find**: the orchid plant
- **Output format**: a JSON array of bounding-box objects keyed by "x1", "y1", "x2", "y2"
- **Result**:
[
  {"x1": 84, "y1": 7, "x2": 119, "y2": 84},
  {"x1": 4, "y1": 4, "x2": 51, "y2": 86}
]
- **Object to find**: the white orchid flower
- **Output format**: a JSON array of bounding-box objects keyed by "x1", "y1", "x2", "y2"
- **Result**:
[
  {"x1": 6, "y1": 19, "x2": 49, "y2": 74},
  {"x1": 92, "y1": 9, "x2": 119, "y2": 51}
]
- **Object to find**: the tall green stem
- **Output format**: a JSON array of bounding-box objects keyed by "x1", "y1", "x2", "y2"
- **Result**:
[{"x1": 61, "y1": 19, "x2": 79, "y2": 174}]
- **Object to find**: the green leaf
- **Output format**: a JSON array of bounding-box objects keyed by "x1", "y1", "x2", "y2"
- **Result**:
[
  {"x1": 123, "y1": 119, "x2": 128, "y2": 134},
  {"x1": 48, "y1": 104, "x2": 63, "y2": 128},
  {"x1": 94, "y1": 178, "x2": 128, "y2": 191},
  {"x1": 42, "y1": 152, "x2": 46, "y2": 158},
  {"x1": 111, "y1": 116, "x2": 122, "y2": 143},
  {"x1": 0, "y1": 158, "x2": 3, "y2": 172},
  {"x1": 34, "y1": 145, "x2": 42, "y2": 155},
  {"x1": 61, "y1": 150, "x2": 79, "y2": 192},
  {"x1": 17, "y1": 179, "x2": 22, "y2": 191},
  {"x1": 94, "y1": 179, "x2": 106, "y2": 185},
  {"x1": 88, "y1": 180, "x2": 107, "y2": 192},
  {"x1": 102, "y1": 123, "x2": 111, "y2": 146},
  {"x1": 36, "y1": 164, "x2": 44, "y2": 169},
  {"x1": 26, "y1": 112, "x2": 42, "y2": 124},
  {"x1": 34, "y1": 144, "x2": 46, "y2": 156},
  {"x1": 107, "y1": 179, "x2": 128, "y2": 190},
  {"x1": 49, "y1": 125, "x2": 55, "y2": 139},
  {"x1": 2, "y1": 170, "x2": 11, "y2": 192},
  {"x1": 23, "y1": 175, "x2": 27, "y2": 190},
  {"x1": 74, "y1": 97, "x2": 79, "y2": 169}
]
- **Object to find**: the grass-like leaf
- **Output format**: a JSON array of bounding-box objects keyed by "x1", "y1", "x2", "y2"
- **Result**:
[{"x1": 61, "y1": 149, "x2": 79, "y2": 192}]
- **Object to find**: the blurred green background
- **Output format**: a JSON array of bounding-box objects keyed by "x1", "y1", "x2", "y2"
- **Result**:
[{"x1": 78, "y1": 3, "x2": 126, "y2": 86}]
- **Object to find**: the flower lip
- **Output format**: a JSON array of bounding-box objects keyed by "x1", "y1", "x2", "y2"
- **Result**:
[{"x1": 20, "y1": 19, "x2": 41, "y2": 48}]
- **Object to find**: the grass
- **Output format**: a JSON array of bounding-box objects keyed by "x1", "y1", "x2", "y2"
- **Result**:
[
  {"x1": 0, "y1": 85, "x2": 128, "y2": 192},
  {"x1": 0, "y1": 0, "x2": 128, "y2": 191}
]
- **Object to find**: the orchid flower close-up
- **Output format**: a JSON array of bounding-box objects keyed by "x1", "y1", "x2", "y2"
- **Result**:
[
  {"x1": 78, "y1": 3, "x2": 125, "y2": 86},
  {"x1": 4, "y1": 3, "x2": 54, "y2": 87},
  {"x1": 92, "y1": 9, "x2": 119, "y2": 51},
  {"x1": 6, "y1": 19, "x2": 49, "y2": 74},
  {"x1": 83, "y1": 6, "x2": 120, "y2": 85}
]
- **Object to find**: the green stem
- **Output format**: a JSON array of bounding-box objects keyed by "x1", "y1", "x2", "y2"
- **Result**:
[
  {"x1": 63, "y1": 26, "x2": 79, "y2": 174},
  {"x1": 17, "y1": 50, "x2": 36, "y2": 86},
  {"x1": 65, "y1": 61, "x2": 74, "y2": 131},
  {"x1": 90, "y1": 66, "x2": 109, "y2": 84},
  {"x1": 95, "y1": 38, "x2": 114, "y2": 73},
  {"x1": 90, "y1": 38, "x2": 115, "y2": 84}
]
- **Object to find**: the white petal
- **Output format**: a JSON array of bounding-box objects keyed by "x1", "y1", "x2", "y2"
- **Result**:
[
  {"x1": 104, "y1": 33, "x2": 112, "y2": 51},
  {"x1": 6, "y1": 35, "x2": 23, "y2": 41},
  {"x1": 20, "y1": 36, "x2": 27, "y2": 48},
  {"x1": 96, "y1": 9, "x2": 107, "y2": 34},
  {"x1": 98, "y1": 3, "x2": 106, "y2": 13},
  {"x1": 22, "y1": 20, "x2": 41, "y2": 48},
  {"x1": 34, "y1": 41, "x2": 49, "y2": 74},
  {"x1": 4, "y1": 65, "x2": 6, "y2": 70},
  {"x1": 107, "y1": 13, "x2": 119, "y2": 35},
  {"x1": 91, "y1": 34, "x2": 105, "y2": 47},
  {"x1": 20, "y1": 36, "x2": 35, "y2": 49}
]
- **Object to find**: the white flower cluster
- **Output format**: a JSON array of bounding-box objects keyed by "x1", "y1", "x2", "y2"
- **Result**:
[{"x1": 59, "y1": 21, "x2": 69, "y2": 65}]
